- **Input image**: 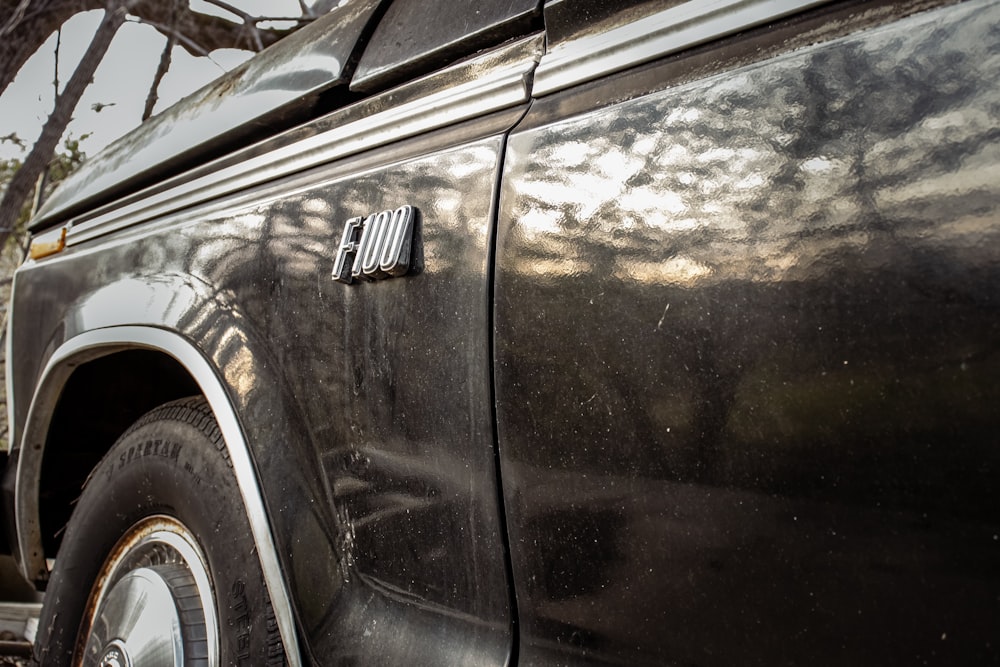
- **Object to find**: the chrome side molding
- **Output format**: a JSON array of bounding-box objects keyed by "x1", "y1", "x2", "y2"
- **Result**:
[
  {"x1": 65, "y1": 34, "x2": 543, "y2": 248},
  {"x1": 533, "y1": 0, "x2": 831, "y2": 96}
]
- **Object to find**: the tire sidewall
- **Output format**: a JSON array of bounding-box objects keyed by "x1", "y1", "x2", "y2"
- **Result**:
[{"x1": 35, "y1": 399, "x2": 283, "y2": 666}]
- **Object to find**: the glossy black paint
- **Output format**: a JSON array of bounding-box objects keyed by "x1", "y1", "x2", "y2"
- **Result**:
[
  {"x1": 351, "y1": 0, "x2": 541, "y2": 92},
  {"x1": 10, "y1": 0, "x2": 1000, "y2": 664},
  {"x1": 543, "y1": 0, "x2": 683, "y2": 48},
  {"x1": 495, "y1": 1, "x2": 1000, "y2": 664},
  {"x1": 11, "y1": 113, "x2": 523, "y2": 667}
]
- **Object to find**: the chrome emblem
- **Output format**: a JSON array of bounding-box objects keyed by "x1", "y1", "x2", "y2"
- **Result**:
[{"x1": 332, "y1": 205, "x2": 417, "y2": 284}]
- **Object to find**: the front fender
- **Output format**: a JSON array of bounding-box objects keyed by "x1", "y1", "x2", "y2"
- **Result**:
[{"x1": 9, "y1": 260, "x2": 321, "y2": 667}]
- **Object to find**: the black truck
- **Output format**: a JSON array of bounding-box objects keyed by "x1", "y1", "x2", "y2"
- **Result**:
[{"x1": 3, "y1": 0, "x2": 999, "y2": 664}]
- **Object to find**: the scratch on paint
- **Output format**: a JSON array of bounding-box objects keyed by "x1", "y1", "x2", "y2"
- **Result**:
[{"x1": 656, "y1": 304, "x2": 670, "y2": 331}]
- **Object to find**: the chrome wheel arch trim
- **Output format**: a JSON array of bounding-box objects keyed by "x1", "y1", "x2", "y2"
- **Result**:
[
  {"x1": 533, "y1": 0, "x2": 831, "y2": 96},
  {"x1": 15, "y1": 326, "x2": 302, "y2": 667},
  {"x1": 4, "y1": 307, "x2": 16, "y2": 454}
]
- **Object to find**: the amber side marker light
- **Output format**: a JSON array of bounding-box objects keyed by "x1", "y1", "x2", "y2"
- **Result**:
[{"x1": 28, "y1": 228, "x2": 67, "y2": 260}]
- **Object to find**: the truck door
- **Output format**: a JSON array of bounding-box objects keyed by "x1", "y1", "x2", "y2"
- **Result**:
[{"x1": 495, "y1": 1, "x2": 1000, "y2": 664}]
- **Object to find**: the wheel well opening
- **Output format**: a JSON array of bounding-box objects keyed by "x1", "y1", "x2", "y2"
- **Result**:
[{"x1": 39, "y1": 349, "x2": 201, "y2": 566}]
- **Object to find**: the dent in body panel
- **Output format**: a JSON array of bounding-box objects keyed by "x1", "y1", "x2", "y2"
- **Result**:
[
  {"x1": 241, "y1": 137, "x2": 511, "y2": 664},
  {"x1": 496, "y1": 1, "x2": 1000, "y2": 664}
]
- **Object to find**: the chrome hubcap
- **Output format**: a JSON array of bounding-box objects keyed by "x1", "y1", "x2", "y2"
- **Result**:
[
  {"x1": 78, "y1": 516, "x2": 218, "y2": 667},
  {"x1": 98, "y1": 639, "x2": 130, "y2": 667}
]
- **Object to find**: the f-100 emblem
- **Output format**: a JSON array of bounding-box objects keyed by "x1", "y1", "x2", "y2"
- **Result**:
[{"x1": 332, "y1": 205, "x2": 417, "y2": 284}]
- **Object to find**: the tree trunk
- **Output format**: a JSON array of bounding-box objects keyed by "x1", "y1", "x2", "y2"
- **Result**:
[{"x1": 0, "y1": 5, "x2": 126, "y2": 248}]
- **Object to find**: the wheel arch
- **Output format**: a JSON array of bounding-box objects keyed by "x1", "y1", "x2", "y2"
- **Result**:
[
  {"x1": 15, "y1": 326, "x2": 302, "y2": 666},
  {"x1": 37, "y1": 348, "x2": 200, "y2": 563}
]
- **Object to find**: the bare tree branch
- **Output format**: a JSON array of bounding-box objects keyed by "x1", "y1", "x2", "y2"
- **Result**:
[
  {"x1": 0, "y1": 0, "x2": 327, "y2": 249},
  {"x1": 53, "y1": 26, "x2": 61, "y2": 100},
  {"x1": 0, "y1": 0, "x2": 301, "y2": 97},
  {"x1": 0, "y1": 0, "x2": 32, "y2": 38},
  {"x1": 202, "y1": 0, "x2": 314, "y2": 25},
  {"x1": 202, "y1": 0, "x2": 254, "y2": 23},
  {"x1": 0, "y1": 4, "x2": 127, "y2": 248},
  {"x1": 123, "y1": 1, "x2": 296, "y2": 53},
  {"x1": 126, "y1": 16, "x2": 211, "y2": 58},
  {"x1": 142, "y1": 3, "x2": 177, "y2": 121}
]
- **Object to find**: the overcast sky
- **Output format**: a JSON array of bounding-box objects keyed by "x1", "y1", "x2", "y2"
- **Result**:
[{"x1": 0, "y1": 0, "x2": 310, "y2": 162}]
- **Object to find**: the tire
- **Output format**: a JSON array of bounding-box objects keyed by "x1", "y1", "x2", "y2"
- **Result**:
[{"x1": 34, "y1": 397, "x2": 286, "y2": 666}]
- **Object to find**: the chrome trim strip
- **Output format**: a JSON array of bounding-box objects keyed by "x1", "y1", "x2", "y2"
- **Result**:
[
  {"x1": 16, "y1": 327, "x2": 302, "y2": 667},
  {"x1": 4, "y1": 293, "x2": 15, "y2": 453},
  {"x1": 533, "y1": 0, "x2": 831, "y2": 96},
  {"x1": 67, "y1": 34, "x2": 543, "y2": 247}
]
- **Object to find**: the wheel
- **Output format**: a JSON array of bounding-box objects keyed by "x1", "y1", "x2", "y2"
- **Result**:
[{"x1": 35, "y1": 397, "x2": 286, "y2": 666}]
